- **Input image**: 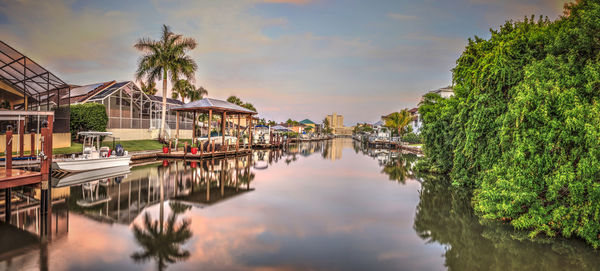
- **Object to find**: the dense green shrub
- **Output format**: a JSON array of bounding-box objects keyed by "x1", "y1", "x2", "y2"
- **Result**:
[
  {"x1": 70, "y1": 103, "x2": 108, "y2": 140},
  {"x1": 401, "y1": 132, "x2": 422, "y2": 144},
  {"x1": 419, "y1": 0, "x2": 600, "y2": 247}
]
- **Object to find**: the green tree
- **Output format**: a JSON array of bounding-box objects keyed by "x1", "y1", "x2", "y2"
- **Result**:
[
  {"x1": 226, "y1": 96, "x2": 243, "y2": 106},
  {"x1": 135, "y1": 25, "x2": 197, "y2": 139},
  {"x1": 171, "y1": 79, "x2": 192, "y2": 103},
  {"x1": 70, "y1": 103, "x2": 108, "y2": 140},
  {"x1": 188, "y1": 86, "x2": 208, "y2": 102},
  {"x1": 418, "y1": 0, "x2": 600, "y2": 248},
  {"x1": 139, "y1": 80, "x2": 158, "y2": 96},
  {"x1": 384, "y1": 110, "x2": 412, "y2": 138}
]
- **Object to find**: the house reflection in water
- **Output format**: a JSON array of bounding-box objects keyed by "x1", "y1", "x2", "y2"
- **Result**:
[
  {"x1": 0, "y1": 153, "x2": 262, "y2": 269},
  {"x1": 65, "y1": 154, "x2": 257, "y2": 226}
]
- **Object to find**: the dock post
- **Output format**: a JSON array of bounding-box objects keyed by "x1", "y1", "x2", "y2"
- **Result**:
[
  {"x1": 19, "y1": 119, "x2": 24, "y2": 157},
  {"x1": 222, "y1": 112, "x2": 226, "y2": 151},
  {"x1": 6, "y1": 126, "x2": 13, "y2": 170},
  {"x1": 176, "y1": 111, "x2": 180, "y2": 145},
  {"x1": 4, "y1": 126, "x2": 12, "y2": 223},
  {"x1": 236, "y1": 114, "x2": 240, "y2": 152},
  {"x1": 207, "y1": 110, "x2": 212, "y2": 153},
  {"x1": 30, "y1": 130, "x2": 35, "y2": 156},
  {"x1": 249, "y1": 116, "x2": 253, "y2": 150},
  {"x1": 40, "y1": 116, "x2": 53, "y2": 237}
]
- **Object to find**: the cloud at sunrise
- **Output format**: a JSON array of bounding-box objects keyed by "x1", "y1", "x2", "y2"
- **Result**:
[{"x1": 0, "y1": 0, "x2": 570, "y2": 124}]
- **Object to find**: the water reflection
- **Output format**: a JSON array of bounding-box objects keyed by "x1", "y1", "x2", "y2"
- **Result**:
[
  {"x1": 1, "y1": 140, "x2": 599, "y2": 270},
  {"x1": 131, "y1": 208, "x2": 192, "y2": 270},
  {"x1": 414, "y1": 174, "x2": 600, "y2": 270}
]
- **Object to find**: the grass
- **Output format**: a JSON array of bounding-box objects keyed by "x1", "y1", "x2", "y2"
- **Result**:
[
  {"x1": 99, "y1": 139, "x2": 164, "y2": 152},
  {"x1": 408, "y1": 143, "x2": 423, "y2": 147}
]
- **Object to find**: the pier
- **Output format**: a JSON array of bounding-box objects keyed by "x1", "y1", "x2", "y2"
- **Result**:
[{"x1": 0, "y1": 111, "x2": 54, "y2": 237}]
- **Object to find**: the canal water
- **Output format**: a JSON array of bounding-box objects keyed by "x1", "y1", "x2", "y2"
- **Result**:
[{"x1": 0, "y1": 138, "x2": 599, "y2": 270}]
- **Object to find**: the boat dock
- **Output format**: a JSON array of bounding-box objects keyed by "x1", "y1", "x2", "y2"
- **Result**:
[{"x1": 1, "y1": 111, "x2": 54, "y2": 236}]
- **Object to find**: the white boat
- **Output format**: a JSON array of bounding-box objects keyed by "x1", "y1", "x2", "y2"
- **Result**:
[
  {"x1": 52, "y1": 165, "x2": 131, "y2": 188},
  {"x1": 53, "y1": 131, "x2": 131, "y2": 173}
]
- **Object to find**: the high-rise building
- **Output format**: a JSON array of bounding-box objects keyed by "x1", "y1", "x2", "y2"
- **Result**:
[{"x1": 325, "y1": 113, "x2": 352, "y2": 135}]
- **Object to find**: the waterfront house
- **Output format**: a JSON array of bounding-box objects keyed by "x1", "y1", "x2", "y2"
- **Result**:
[
  {"x1": 429, "y1": 86, "x2": 454, "y2": 98},
  {"x1": 0, "y1": 41, "x2": 72, "y2": 148},
  {"x1": 408, "y1": 107, "x2": 421, "y2": 134},
  {"x1": 69, "y1": 80, "x2": 194, "y2": 140},
  {"x1": 299, "y1": 119, "x2": 316, "y2": 129}
]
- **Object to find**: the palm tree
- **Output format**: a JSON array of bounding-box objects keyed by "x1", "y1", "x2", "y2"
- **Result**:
[
  {"x1": 131, "y1": 166, "x2": 192, "y2": 270},
  {"x1": 135, "y1": 24, "x2": 198, "y2": 139},
  {"x1": 188, "y1": 86, "x2": 208, "y2": 102},
  {"x1": 131, "y1": 212, "x2": 192, "y2": 271},
  {"x1": 172, "y1": 79, "x2": 192, "y2": 103},
  {"x1": 226, "y1": 96, "x2": 243, "y2": 106},
  {"x1": 384, "y1": 109, "x2": 412, "y2": 138},
  {"x1": 242, "y1": 102, "x2": 256, "y2": 112},
  {"x1": 139, "y1": 80, "x2": 158, "y2": 96}
]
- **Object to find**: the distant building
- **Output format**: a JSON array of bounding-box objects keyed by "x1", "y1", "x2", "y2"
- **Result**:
[
  {"x1": 281, "y1": 123, "x2": 304, "y2": 134},
  {"x1": 430, "y1": 86, "x2": 454, "y2": 98},
  {"x1": 408, "y1": 107, "x2": 421, "y2": 134},
  {"x1": 299, "y1": 119, "x2": 316, "y2": 129},
  {"x1": 326, "y1": 113, "x2": 352, "y2": 135}
]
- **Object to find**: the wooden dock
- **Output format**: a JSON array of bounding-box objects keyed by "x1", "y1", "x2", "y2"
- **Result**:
[{"x1": 1, "y1": 111, "x2": 54, "y2": 237}]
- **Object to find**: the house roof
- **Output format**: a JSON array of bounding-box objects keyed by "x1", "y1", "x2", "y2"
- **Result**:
[
  {"x1": 408, "y1": 107, "x2": 418, "y2": 113},
  {"x1": 430, "y1": 86, "x2": 453, "y2": 94},
  {"x1": 172, "y1": 97, "x2": 257, "y2": 115},
  {"x1": 147, "y1": 94, "x2": 184, "y2": 105},
  {"x1": 0, "y1": 41, "x2": 68, "y2": 96},
  {"x1": 299, "y1": 119, "x2": 316, "y2": 125},
  {"x1": 62, "y1": 81, "x2": 115, "y2": 102}
]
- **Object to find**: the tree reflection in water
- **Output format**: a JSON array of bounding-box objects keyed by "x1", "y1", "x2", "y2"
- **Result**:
[
  {"x1": 413, "y1": 174, "x2": 600, "y2": 270},
  {"x1": 380, "y1": 153, "x2": 417, "y2": 184},
  {"x1": 131, "y1": 164, "x2": 193, "y2": 271},
  {"x1": 131, "y1": 211, "x2": 192, "y2": 271}
]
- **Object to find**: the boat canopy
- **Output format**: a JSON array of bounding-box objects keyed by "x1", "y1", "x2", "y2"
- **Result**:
[{"x1": 77, "y1": 131, "x2": 113, "y2": 136}]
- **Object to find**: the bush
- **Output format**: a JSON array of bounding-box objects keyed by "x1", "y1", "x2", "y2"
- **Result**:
[
  {"x1": 401, "y1": 132, "x2": 422, "y2": 144},
  {"x1": 70, "y1": 103, "x2": 108, "y2": 140},
  {"x1": 419, "y1": 0, "x2": 600, "y2": 247}
]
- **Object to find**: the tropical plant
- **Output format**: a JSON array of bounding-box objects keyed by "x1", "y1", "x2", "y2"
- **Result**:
[
  {"x1": 226, "y1": 96, "x2": 243, "y2": 106},
  {"x1": 139, "y1": 80, "x2": 158, "y2": 96},
  {"x1": 131, "y1": 212, "x2": 192, "y2": 271},
  {"x1": 135, "y1": 24, "x2": 198, "y2": 139},
  {"x1": 188, "y1": 86, "x2": 208, "y2": 102},
  {"x1": 171, "y1": 79, "x2": 192, "y2": 103},
  {"x1": 227, "y1": 96, "x2": 256, "y2": 112},
  {"x1": 242, "y1": 102, "x2": 256, "y2": 112},
  {"x1": 131, "y1": 165, "x2": 193, "y2": 270},
  {"x1": 384, "y1": 110, "x2": 412, "y2": 137}
]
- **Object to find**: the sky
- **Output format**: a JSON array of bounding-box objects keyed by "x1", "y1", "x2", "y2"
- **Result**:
[{"x1": 0, "y1": 0, "x2": 571, "y2": 125}]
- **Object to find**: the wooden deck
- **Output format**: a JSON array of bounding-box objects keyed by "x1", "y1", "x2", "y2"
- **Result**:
[
  {"x1": 157, "y1": 149, "x2": 252, "y2": 160},
  {"x1": 0, "y1": 169, "x2": 42, "y2": 190}
]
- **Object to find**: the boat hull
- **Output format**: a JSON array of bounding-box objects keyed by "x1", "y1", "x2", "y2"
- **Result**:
[
  {"x1": 53, "y1": 156, "x2": 131, "y2": 173},
  {"x1": 52, "y1": 165, "x2": 131, "y2": 188}
]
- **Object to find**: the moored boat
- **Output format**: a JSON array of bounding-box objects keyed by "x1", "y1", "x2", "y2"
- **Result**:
[{"x1": 52, "y1": 131, "x2": 131, "y2": 173}]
